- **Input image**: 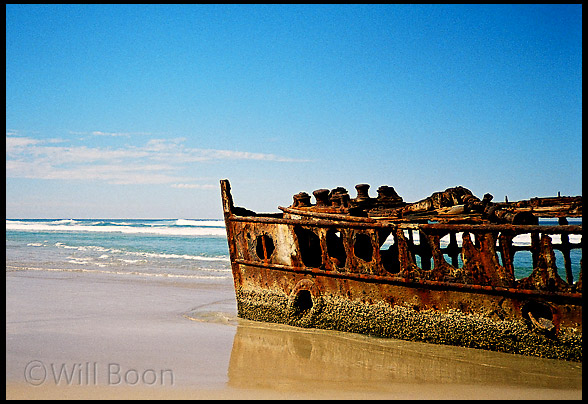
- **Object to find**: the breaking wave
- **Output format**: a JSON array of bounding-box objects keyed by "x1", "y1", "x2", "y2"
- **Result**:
[{"x1": 6, "y1": 219, "x2": 227, "y2": 237}]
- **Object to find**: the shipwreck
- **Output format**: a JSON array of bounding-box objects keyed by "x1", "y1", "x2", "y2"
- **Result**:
[{"x1": 220, "y1": 179, "x2": 582, "y2": 361}]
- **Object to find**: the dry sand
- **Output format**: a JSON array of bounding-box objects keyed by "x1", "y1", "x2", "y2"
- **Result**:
[{"x1": 6, "y1": 270, "x2": 582, "y2": 400}]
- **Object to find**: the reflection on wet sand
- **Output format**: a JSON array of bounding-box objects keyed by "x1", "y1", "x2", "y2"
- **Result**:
[{"x1": 227, "y1": 319, "x2": 582, "y2": 393}]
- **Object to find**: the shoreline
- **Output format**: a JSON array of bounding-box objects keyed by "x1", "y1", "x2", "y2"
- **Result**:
[{"x1": 6, "y1": 269, "x2": 582, "y2": 399}]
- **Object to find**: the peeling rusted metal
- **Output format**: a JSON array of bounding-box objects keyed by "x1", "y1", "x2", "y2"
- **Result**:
[{"x1": 220, "y1": 179, "x2": 582, "y2": 361}]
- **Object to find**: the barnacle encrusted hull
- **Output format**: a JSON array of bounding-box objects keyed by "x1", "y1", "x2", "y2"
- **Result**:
[
  {"x1": 234, "y1": 270, "x2": 581, "y2": 361},
  {"x1": 220, "y1": 179, "x2": 582, "y2": 361}
]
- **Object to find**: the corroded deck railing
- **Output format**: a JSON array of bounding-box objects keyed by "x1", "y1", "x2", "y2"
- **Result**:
[{"x1": 226, "y1": 213, "x2": 582, "y2": 296}]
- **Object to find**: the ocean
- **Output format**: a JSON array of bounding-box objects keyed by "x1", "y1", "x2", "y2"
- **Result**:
[
  {"x1": 6, "y1": 217, "x2": 582, "y2": 283},
  {"x1": 6, "y1": 219, "x2": 232, "y2": 281}
]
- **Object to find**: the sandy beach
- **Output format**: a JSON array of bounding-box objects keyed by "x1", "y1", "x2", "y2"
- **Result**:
[{"x1": 6, "y1": 269, "x2": 582, "y2": 400}]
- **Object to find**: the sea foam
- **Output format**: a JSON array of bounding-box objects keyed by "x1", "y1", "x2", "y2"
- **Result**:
[{"x1": 6, "y1": 219, "x2": 227, "y2": 237}]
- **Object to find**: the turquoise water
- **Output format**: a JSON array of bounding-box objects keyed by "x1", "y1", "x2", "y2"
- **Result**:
[{"x1": 6, "y1": 219, "x2": 232, "y2": 280}]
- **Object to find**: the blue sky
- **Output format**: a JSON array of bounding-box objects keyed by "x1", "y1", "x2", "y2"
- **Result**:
[{"x1": 6, "y1": 4, "x2": 582, "y2": 219}]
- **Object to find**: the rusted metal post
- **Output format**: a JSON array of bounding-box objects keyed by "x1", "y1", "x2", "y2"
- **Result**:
[{"x1": 313, "y1": 189, "x2": 330, "y2": 207}]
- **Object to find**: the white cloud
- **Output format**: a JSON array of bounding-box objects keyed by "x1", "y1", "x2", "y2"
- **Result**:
[
  {"x1": 91, "y1": 131, "x2": 130, "y2": 137},
  {"x1": 69, "y1": 130, "x2": 154, "y2": 137},
  {"x1": 6, "y1": 134, "x2": 308, "y2": 185},
  {"x1": 6, "y1": 136, "x2": 41, "y2": 151},
  {"x1": 6, "y1": 136, "x2": 66, "y2": 154},
  {"x1": 6, "y1": 160, "x2": 188, "y2": 185}
]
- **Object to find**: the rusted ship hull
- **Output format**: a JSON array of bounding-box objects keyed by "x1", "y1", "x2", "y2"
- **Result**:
[{"x1": 220, "y1": 180, "x2": 582, "y2": 361}]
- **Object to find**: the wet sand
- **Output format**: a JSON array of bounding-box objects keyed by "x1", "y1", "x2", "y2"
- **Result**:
[{"x1": 6, "y1": 270, "x2": 582, "y2": 399}]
